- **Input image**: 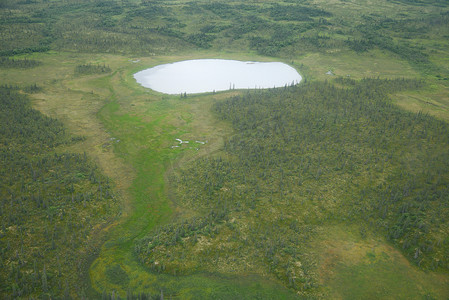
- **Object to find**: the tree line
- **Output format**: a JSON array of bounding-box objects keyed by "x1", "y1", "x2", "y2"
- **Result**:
[
  {"x1": 136, "y1": 78, "x2": 448, "y2": 296},
  {"x1": 0, "y1": 86, "x2": 120, "y2": 298},
  {"x1": 0, "y1": 57, "x2": 42, "y2": 68},
  {"x1": 75, "y1": 63, "x2": 111, "y2": 75}
]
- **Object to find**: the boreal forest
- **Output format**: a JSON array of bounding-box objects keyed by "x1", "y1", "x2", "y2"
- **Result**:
[{"x1": 0, "y1": 0, "x2": 448, "y2": 298}]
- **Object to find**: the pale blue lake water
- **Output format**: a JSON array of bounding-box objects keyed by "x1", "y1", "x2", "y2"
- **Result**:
[{"x1": 134, "y1": 59, "x2": 302, "y2": 94}]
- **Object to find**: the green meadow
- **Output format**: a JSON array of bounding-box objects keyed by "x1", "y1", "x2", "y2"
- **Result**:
[{"x1": 1, "y1": 0, "x2": 448, "y2": 298}]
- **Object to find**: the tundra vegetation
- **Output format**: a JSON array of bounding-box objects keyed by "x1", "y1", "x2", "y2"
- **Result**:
[{"x1": 0, "y1": 0, "x2": 448, "y2": 298}]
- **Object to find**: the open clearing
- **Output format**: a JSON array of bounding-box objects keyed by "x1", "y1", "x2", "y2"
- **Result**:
[{"x1": 2, "y1": 49, "x2": 447, "y2": 297}]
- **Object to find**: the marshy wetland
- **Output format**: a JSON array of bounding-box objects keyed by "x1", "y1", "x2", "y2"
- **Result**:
[{"x1": 1, "y1": 0, "x2": 449, "y2": 298}]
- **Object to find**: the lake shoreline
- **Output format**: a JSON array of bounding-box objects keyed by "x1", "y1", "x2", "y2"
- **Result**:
[{"x1": 134, "y1": 59, "x2": 302, "y2": 95}]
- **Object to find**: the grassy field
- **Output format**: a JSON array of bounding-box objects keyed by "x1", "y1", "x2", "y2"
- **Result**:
[
  {"x1": 1, "y1": 0, "x2": 449, "y2": 298},
  {"x1": 2, "y1": 49, "x2": 447, "y2": 298}
]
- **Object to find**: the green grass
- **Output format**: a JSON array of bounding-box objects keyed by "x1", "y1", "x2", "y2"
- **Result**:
[
  {"x1": 1, "y1": 48, "x2": 448, "y2": 298},
  {"x1": 330, "y1": 255, "x2": 447, "y2": 299},
  {"x1": 316, "y1": 226, "x2": 449, "y2": 299},
  {"x1": 133, "y1": 78, "x2": 449, "y2": 298},
  {"x1": 0, "y1": 86, "x2": 121, "y2": 297},
  {"x1": 89, "y1": 73, "x2": 299, "y2": 297},
  {"x1": 1, "y1": 0, "x2": 449, "y2": 297}
]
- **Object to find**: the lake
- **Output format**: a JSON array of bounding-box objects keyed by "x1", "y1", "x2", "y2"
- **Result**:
[{"x1": 133, "y1": 59, "x2": 302, "y2": 95}]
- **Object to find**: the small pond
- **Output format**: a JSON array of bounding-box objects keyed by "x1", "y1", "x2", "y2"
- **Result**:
[{"x1": 133, "y1": 59, "x2": 302, "y2": 95}]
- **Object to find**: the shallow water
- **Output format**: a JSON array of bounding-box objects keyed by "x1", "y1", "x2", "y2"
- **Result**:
[{"x1": 134, "y1": 59, "x2": 302, "y2": 94}]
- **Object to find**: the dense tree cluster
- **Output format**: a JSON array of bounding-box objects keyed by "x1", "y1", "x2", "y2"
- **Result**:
[
  {"x1": 136, "y1": 78, "x2": 448, "y2": 295},
  {"x1": 215, "y1": 78, "x2": 449, "y2": 271},
  {"x1": 0, "y1": 57, "x2": 41, "y2": 68},
  {"x1": 1, "y1": 0, "x2": 448, "y2": 297},
  {"x1": 0, "y1": 87, "x2": 120, "y2": 298},
  {"x1": 75, "y1": 63, "x2": 111, "y2": 75},
  {"x1": 0, "y1": 0, "x2": 446, "y2": 70},
  {"x1": 267, "y1": 4, "x2": 331, "y2": 22},
  {"x1": 0, "y1": 0, "x2": 336, "y2": 55},
  {"x1": 345, "y1": 13, "x2": 449, "y2": 74}
]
